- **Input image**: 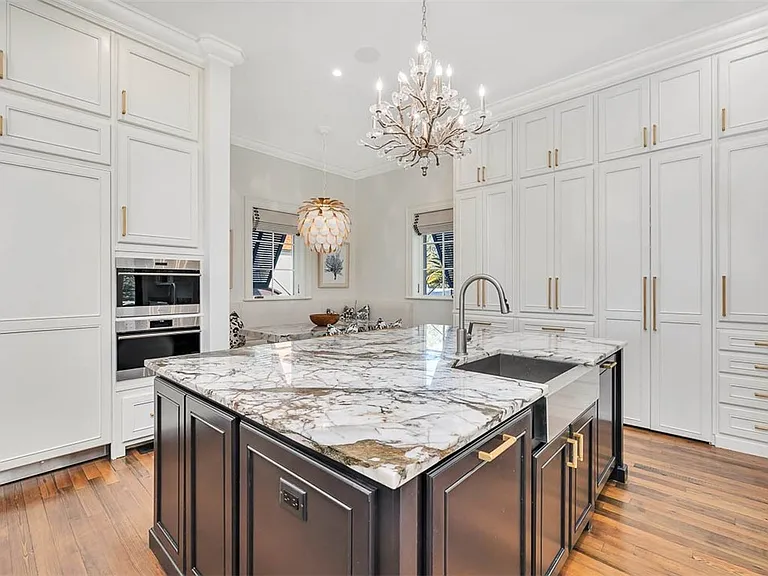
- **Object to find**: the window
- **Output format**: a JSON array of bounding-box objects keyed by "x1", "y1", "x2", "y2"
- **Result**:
[
  {"x1": 410, "y1": 206, "x2": 454, "y2": 299},
  {"x1": 246, "y1": 204, "x2": 306, "y2": 299}
]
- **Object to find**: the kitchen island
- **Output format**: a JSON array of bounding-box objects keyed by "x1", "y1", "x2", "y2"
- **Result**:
[{"x1": 146, "y1": 324, "x2": 626, "y2": 576}]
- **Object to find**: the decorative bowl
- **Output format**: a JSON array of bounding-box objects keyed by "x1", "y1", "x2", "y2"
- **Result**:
[{"x1": 309, "y1": 313, "x2": 340, "y2": 327}]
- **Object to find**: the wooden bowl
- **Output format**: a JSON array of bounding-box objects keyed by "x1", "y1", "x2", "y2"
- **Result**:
[{"x1": 310, "y1": 313, "x2": 340, "y2": 327}]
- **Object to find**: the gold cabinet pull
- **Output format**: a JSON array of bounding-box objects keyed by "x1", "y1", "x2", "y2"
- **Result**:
[
  {"x1": 481, "y1": 279, "x2": 486, "y2": 308},
  {"x1": 482, "y1": 166, "x2": 486, "y2": 182},
  {"x1": 755, "y1": 424, "x2": 768, "y2": 432},
  {"x1": 541, "y1": 326, "x2": 566, "y2": 333},
  {"x1": 0, "y1": 115, "x2": 3, "y2": 137},
  {"x1": 652, "y1": 124, "x2": 657, "y2": 145},
  {"x1": 121, "y1": 205, "x2": 127, "y2": 237},
  {"x1": 755, "y1": 364, "x2": 768, "y2": 371},
  {"x1": 574, "y1": 432, "x2": 584, "y2": 462},
  {"x1": 721, "y1": 108, "x2": 726, "y2": 132},
  {"x1": 722, "y1": 275, "x2": 727, "y2": 317},
  {"x1": 566, "y1": 438, "x2": 579, "y2": 469},
  {"x1": 547, "y1": 277, "x2": 552, "y2": 309},
  {"x1": 0, "y1": 50, "x2": 4, "y2": 79},
  {"x1": 121, "y1": 90, "x2": 127, "y2": 115},
  {"x1": 754, "y1": 392, "x2": 768, "y2": 400},
  {"x1": 478, "y1": 433, "x2": 519, "y2": 462},
  {"x1": 476, "y1": 167, "x2": 480, "y2": 183},
  {"x1": 476, "y1": 281, "x2": 480, "y2": 307},
  {"x1": 642, "y1": 276, "x2": 648, "y2": 331},
  {"x1": 652, "y1": 276, "x2": 657, "y2": 331},
  {"x1": 755, "y1": 342, "x2": 768, "y2": 348},
  {"x1": 643, "y1": 126, "x2": 648, "y2": 147},
  {"x1": 554, "y1": 148, "x2": 559, "y2": 167},
  {"x1": 601, "y1": 361, "x2": 618, "y2": 370},
  {"x1": 548, "y1": 150, "x2": 552, "y2": 168},
  {"x1": 555, "y1": 277, "x2": 560, "y2": 310}
]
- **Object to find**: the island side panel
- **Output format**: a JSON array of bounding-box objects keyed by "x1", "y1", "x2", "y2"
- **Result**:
[{"x1": 611, "y1": 350, "x2": 629, "y2": 483}]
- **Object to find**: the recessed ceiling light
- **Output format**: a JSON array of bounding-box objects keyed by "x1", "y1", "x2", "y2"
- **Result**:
[
  {"x1": 354, "y1": 46, "x2": 380, "y2": 64},
  {"x1": 332, "y1": 68, "x2": 342, "y2": 77}
]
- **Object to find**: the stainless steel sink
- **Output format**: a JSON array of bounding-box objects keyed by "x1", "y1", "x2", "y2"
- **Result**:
[{"x1": 454, "y1": 353, "x2": 577, "y2": 384}]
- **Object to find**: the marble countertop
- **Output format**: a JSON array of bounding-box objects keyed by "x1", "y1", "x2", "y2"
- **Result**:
[
  {"x1": 146, "y1": 325, "x2": 624, "y2": 489},
  {"x1": 243, "y1": 322, "x2": 328, "y2": 343}
]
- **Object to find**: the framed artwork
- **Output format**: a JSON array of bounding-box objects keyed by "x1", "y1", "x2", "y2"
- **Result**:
[{"x1": 318, "y1": 243, "x2": 350, "y2": 288}]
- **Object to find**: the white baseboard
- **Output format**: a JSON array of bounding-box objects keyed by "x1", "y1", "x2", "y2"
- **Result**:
[
  {"x1": 0, "y1": 445, "x2": 107, "y2": 486},
  {"x1": 714, "y1": 433, "x2": 768, "y2": 458}
]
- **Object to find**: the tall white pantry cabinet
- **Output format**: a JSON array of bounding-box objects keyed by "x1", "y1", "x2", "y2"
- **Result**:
[
  {"x1": 453, "y1": 27, "x2": 768, "y2": 457},
  {"x1": 0, "y1": 0, "x2": 238, "y2": 482}
]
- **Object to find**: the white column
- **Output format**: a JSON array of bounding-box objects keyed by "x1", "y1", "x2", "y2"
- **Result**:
[{"x1": 198, "y1": 36, "x2": 244, "y2": 351}]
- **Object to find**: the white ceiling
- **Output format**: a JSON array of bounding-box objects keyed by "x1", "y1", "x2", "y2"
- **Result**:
[{"x1": 126, "y1": 0, "x2": 765, "y2": 177}]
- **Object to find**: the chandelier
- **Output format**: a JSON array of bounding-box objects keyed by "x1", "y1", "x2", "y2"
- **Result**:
[
  {"x1": 297, "y1": 128, "x2": 351, "y2": 254},
  {"x1": 359, "y1": 0, "x2": 495, "y2": 176}
]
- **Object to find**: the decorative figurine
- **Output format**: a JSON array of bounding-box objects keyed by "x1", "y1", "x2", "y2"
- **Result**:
[
  {"x1": 326, "y1": 323, "x2": 340, "y2": 336},
  {"x1": 388, "y1": 318, "x2": 403, "y2": 329},
  {"x1": 374, "y1": 318, "x2": 387, "y2": 330}
]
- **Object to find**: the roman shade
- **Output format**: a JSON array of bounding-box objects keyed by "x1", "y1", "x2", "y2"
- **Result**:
[
  {"x1": 413, "y1": 207, "x2": 453, "y2": 236},
  {"x1": 252, "y1": 207, "x2": 297, "y2": 236}
]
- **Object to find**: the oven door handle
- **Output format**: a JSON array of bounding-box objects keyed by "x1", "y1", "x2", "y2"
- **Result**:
[
  {"x1": 117, "y1": 272, "x2": 201, "y2": 277},
  {"x1": 117, "y1": 329, "x2": 201, "y2": 341}
]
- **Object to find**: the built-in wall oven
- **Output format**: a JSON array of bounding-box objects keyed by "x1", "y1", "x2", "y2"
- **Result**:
[{"x1": 116, "y1": 258, "x2": 202, "y2": 381}]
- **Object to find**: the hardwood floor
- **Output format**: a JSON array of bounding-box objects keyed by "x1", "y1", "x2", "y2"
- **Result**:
[{"x1": 0, "y1": 428, "x2": 766, "y2": 576}]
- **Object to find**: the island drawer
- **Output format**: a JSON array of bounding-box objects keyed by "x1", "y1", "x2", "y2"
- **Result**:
[
  {"x1": 719, "y1": 373, "x2": 768, "y2": 411},
  {"x1": 718, "y1": 404, "x2": 768, "y2": 445},
  {"x1": 718, "y1": 329, "x2": 768, "y2": 355},
  {"x1": 239, "y1": 423, "x2": 375, "y2": 576}
]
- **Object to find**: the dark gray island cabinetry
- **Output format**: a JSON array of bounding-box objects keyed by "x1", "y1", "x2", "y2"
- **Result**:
[{"x1": 146, "y1": 325, "x2": 627, "y2": 576}]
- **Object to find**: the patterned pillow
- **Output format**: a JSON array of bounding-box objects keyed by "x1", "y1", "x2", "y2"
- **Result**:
[{"x1": 230, "y1": 311, "x2": 246, "y2": 349}]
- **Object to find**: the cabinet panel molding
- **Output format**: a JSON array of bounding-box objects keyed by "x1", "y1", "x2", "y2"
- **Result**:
[{"x1": 718, "y1": 38, "x2": 768, "y2": 137}]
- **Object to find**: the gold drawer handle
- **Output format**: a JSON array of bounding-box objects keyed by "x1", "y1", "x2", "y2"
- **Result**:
[
  {"x1": 755, "y1": 341, "x2": 768, "y2": 348},
  {"x1": 121, "y1": 205, "x2": 128, "y2": 237},
  {"x1": 754, "y1": 392, "x2": 768, "y2": 400},
  {"x1": 541, "y1": 326, "x2": 566, "y2": 332},
  {"x1": 601, "y1": 361, "x2": 617, "y2": 370},
  {"x1": 755, "y1": 424, "x2": 768, "y2": 432},
  {"x1": 574, "y1": 432, "x2": 584, "y2": 462},
  {"x1": 755, "y1": 364, "x2": 768, "y2": 371},
  {"x1": 121, "y1": 90, "x2": 127, "y2": 115},
  {"x1": 478, "y1": 433, "x2": 519, "y2": 462},
  {"x1": 566, "y1": 438, "x2": 578, "y2": 469}
]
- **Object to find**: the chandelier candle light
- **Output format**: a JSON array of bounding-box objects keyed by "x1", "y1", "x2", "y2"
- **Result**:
[
  {"x1": 297, "y1": 128, "x2": 351, "y2": 254},
  {"x1": 359, "y1": 0, "x2": 496, "y2": 176}
]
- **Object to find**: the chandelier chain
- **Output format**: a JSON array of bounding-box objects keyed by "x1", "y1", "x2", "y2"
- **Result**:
[
  {"x1": 420, "y1": 0, "x2": 428, "y2": 42},
  {"x1": 321, "y1": 132, "x2": 327, "y2": 196}
]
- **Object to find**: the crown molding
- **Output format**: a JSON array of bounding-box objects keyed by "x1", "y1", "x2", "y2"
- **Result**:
[
  {"x1": 46, "y1": 0, "x2": 244, "y2": 67},
  {"x1": 350, "y1": 160, "x2": 401, "y2": 181},
  {"x1": 231, "y1": 135, "x2": 358, "y2": 180},
  {"x1": 491, "y1": 6, "x2": 768, "y2": 120}
]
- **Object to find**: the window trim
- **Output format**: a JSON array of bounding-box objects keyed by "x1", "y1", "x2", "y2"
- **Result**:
[
  {"x1": 406, "y1": 201, "x2": 455, "y2": 301},
  {"x1": 243, "y1": 197, "x2": 310, "y2": 301}
]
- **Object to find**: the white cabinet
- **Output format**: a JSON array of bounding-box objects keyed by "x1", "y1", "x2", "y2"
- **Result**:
[
  {"x1": 117, "y1": 124, "x2": 199, "y2": 249},
  {"x1": 598, "y1": 60, "x2": 712, "y2": 161},
  {"x1": 454, "y1": 183, "x2": 512, "y2": 311},
  {"x1": 599, "y1": 144, "x2": 712, "y2": 441},
  {"x1": 118, "y1": 37, "x2": 200, "y2": 140},
  {"x1": 454, "y1": 120, "x2": 512, "y2": 189},
  {"x1": 517, "y1": 167, "x2": 594, "y2": 316},
  {"x1": 0, "y1": 0, "x2": 111, "y2": 115},
  {"x1": 717, "y1": 132, "x2": 768, "y2": 325},
  {"x1": 518, "y1": 96, "x2": 593, "y2": 178},
  {"x1": 650, "y1": 59, "x2": 712, "y2": 150},
  {"x1": 718, "y1": 39, "x2": 768, "y2": 137},
  {"x1": 0, "y1": 91, "x2": 110, "y2": 164},
  {"x1": 517, "y1": 318, "x2": 595, "y2": 338}
]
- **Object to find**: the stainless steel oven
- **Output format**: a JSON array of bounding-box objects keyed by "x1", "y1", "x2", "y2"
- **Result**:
[
  {"x1": 116, "y1": 315, "x2": 201, "y2": 381},
  {"x1": 116, "y1": 257, "x2": 201, "y2": 318}
]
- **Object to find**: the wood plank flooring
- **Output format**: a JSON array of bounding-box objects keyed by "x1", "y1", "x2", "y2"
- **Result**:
[{"x1": 0, "y1": 428, "x2": 766, "y2": 575}]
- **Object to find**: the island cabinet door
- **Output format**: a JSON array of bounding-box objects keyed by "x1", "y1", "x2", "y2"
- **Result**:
[
  {"x1": 570, "y1": 405, "x2": 597, "y2": 547},
  {"x1": 427, "y1": 410, "x2": 532, "y2": 576},
  {"x1": 185, "y1": 396, "x2": 237, "y2": 576},
  {"x1": 153, "y1": 379, "x2": 186, "y2": 574},
  {"x1": 239, "y1": 423, "x2": 375, "y2": 576},
  {"x1": 532, "y1": 434, "x2": 571, "y2": 576}
]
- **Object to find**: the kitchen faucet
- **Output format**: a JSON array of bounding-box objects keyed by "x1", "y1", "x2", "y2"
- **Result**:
[{"x1": 456, "y1": 273, "x2": 511, "y2": 355}]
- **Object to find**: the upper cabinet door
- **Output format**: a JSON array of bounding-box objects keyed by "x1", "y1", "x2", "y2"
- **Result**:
[
  {"x1": 554, "y1": 167, "x2": 594, "y2": 316},
  {"x1": 598, "y1": 78, "x2": 650, "y2": 161},
  {"x1": 482, "y1": 183, "x2": 512, "y2": 309},
  {"x1": 454, "y1": 190, "x2": 483, "y2": 310},
  {"x1": 553, "y1": 95, "x2": 594, "y2": 171},
  {"x1": 0, "y1": 0, "x2": 111, "y2": 115},
  {"x1": 117, "y1": 125, "x2": 199, "y2": 249},
  {"x1": 118, "y1": 37, "x2": 200, "y2": 140},
  {"x1": 455, "y1": 139, "x2": 483, "y2": 191},
  {"x1": 481, "y1": 120, "x2": 513, "y2": 184},
  {"x1": 718, "y1": 132, "x2": 768, "y2": 324},
  {"x1": 650, "y1": 59, "x2": 712, "y2": 151},
  {"x1": 518, "y1": 175, "x2": 554, "y2": 314},
  {"x1": 718, "y1": 39, "x2": 768, "y2": 138},
  {"x1": 518, "y1": 108, "x2": 554, "y2": 178}
]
